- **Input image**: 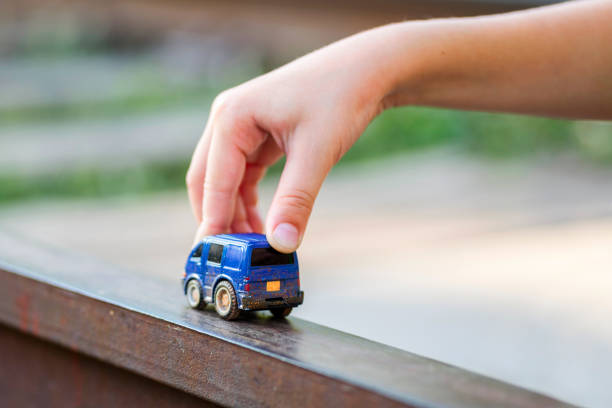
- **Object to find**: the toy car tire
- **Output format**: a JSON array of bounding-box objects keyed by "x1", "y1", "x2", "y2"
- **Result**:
[
  {"x1": 214, "y1": 281, "x2": 240, "y2": 320},
  {"x1": 270, "y1": 307, "x2": 292, "y2": 318},
  {"x1": 186, "y1": 279, "x2": 207, "y2": 310}
]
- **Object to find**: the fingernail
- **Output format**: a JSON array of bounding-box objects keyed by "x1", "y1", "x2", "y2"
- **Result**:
[{"x1": 271, "y1": 223, "x2": 299, "y2": 251}]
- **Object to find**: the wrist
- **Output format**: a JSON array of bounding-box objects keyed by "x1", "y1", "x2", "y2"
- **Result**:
[
  {"x1": 342, "y1": 21, "x2": 441, "y2": 112},
  {"x1": 375, "y1": 21, "x2": 445, "y2": 110},
  {"x1": 350, "y1": 23, "x2": 419, "y2": 111},
  {"x1": 374, "y1": 19, "x2": 474, "y2": 110}
]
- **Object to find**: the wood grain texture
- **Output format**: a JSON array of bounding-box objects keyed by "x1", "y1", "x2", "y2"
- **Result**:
[
  {"x1": 0, "y1": 324, "x2": 219, "y2": 408},
  {"x1": 0, "y1": 232, "x2": 573, "y2": 407}
]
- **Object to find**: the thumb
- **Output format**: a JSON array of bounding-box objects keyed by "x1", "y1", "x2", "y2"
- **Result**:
[{"x1": 265, "y1": 137, "x2": 336, "y2": 253}]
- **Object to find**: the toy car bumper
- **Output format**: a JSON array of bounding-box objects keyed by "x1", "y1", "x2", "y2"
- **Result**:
[{"x1": 239, "y1": 291, "x2": 304, "y2": 311}]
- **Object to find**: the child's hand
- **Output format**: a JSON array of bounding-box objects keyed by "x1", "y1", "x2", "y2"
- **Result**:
[
  {"x1": 187, "y1": 0, "x2": 611, "y2": 253},
  {"x1": 186, "y1": 29, "x2": 394, "y2": 252}
]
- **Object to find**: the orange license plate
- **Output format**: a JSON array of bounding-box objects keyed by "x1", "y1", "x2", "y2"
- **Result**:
[{"x1": 266, "y1": 280, "x2": 280, "y2": 292}]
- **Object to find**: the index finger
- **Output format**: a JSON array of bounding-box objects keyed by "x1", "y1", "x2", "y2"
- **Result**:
[
  {"x1": 198, "y1": 119, "x2": 266, "y2": 239},
  {"x1": 186, "y1": 113, "x2": 214, "y2": 224}
]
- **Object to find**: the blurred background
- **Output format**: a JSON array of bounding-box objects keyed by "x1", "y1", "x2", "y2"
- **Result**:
[{"x1": 1, "y1": 0, "x2": 612, "y2": 406}]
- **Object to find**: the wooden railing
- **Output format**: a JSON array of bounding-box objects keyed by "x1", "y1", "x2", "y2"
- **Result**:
[{"x1": 0, "y1": 232, "x2": 572, "y2": 407}]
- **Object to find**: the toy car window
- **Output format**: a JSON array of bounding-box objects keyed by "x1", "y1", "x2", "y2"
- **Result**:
[
  {"x1": 250, "y1": 247, "x2": 294, "y2": 267},
  {"x1": 224, "y1": 245, "x2": 242, "y2": 269},
  {"x1": 192, "y1": 243, "x2": 202, "y2": 258},
  {"x1": 207, "y1": 243, "x2": 224, "y2": 263}
]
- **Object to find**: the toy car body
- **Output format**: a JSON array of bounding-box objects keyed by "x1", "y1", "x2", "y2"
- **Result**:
[{"x1": 182, "y1": 233, "x2": 304, "y2": 320}]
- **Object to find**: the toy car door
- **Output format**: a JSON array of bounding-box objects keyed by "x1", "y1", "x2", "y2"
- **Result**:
[
  {"x1": 204, "y1": 242, "x2": 225, "y2": 297},
  {"x1": 186, "y1": 242, "x2": 203, "y2": 276}
]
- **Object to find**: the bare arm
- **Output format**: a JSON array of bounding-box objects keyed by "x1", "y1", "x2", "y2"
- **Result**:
[
  {"x1": 384, "y1": 0, "x2": 612, "y2": 118},
  {"x1": 187, "y1": 0, "x2": 612, "y2": 253}
]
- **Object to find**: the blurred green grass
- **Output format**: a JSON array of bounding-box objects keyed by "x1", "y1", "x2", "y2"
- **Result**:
[
  {"x1": 0, "y1": 83, "x2": 216, "y2": 125},
  {"x1": 0, "y1": 160, "x2": 189, "y2": 203},
  {"x1": 2, "y1": 19, "x2": 612, "y2": 205},
  {"x1": 3, "y1": 104, "x2": 612, "y2": 205}
]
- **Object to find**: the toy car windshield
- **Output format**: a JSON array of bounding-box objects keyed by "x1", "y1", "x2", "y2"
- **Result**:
[{"x1": 251, "y1": 248, "x2": 295, "y2": 267}]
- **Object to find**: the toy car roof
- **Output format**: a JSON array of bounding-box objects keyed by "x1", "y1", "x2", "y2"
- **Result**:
[{"x1": 209, "y1": 233, "x2": 270, "y2": 246}]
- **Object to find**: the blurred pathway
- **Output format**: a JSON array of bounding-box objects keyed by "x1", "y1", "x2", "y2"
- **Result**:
[{"x1": 0, "y1": 108, "x2": 206, "y2": 174}]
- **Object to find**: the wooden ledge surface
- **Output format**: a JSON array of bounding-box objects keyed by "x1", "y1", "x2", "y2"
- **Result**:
[{"x1": 0, "y1": 232, "x2": 572, "y2": 407}]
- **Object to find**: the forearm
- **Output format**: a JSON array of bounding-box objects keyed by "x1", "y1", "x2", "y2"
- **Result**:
[
  {"x1": 376, "y1": 0, "x2": 612, "y2": 119},
  {"x1": 187, "y1": 0, "x2": 612, "y2": 251}
]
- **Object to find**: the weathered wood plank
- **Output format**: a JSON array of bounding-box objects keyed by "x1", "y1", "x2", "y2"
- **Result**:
[
  {"x1": 0, "y1": 323, "x2": 219, "y2": 407},
  {"x1": 0, "y1": 232, "x2": 572, "y2": 407}
]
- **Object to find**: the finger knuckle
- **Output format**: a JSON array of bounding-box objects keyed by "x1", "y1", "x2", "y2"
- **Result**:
[
  {"x1": 211, "y1": 93, "x2": 248, "y2": 134},
  {"x1": 211, "y1": 89, "x2": 239, "y2": 119},
  {"x1": 278, "y1": 188, "x2": 316, "y2": 215},
  {"x1": 203, "y1": 180, "x2": 234, "y2": 200},
  {"x1": 185, "y1": 169, "x2": 199, "y2": 189},
  {"x1": 205, "y1": 218, "x2": 230, "y2": 234},
  {"x1": 211, "y1": 90, "x2": 230, "y2": 111}
]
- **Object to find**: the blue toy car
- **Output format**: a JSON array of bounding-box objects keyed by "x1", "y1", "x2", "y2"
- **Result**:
[{"x1": 182, "y1": 233, "x2": 304, "y2": 320}]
